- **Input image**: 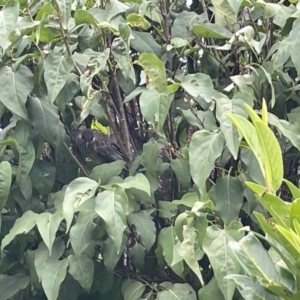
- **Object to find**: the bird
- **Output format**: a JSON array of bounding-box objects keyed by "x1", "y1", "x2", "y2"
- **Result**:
[{"x1": 75, "y1": 129, "x2": 125, "y2": 164}]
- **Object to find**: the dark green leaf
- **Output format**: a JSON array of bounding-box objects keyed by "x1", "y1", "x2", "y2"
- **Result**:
[
  {"x1": 0, "y1": 274, "x2": 30, "y2": 300},
  {"x1": 0, "y1": 161, "x2": 12, "y2": 210}
]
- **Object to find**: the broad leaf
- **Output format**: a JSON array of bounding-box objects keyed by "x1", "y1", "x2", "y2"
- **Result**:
[
  {"x1": 1, "y1": 210, "x2": 38, "y2": 252},
  {"x1": 189, "y1": 131, "x2": 224, "y2": 194},
  {"x1": 0, "y1": 274, "x2": 30, "y2": 300},
  {"x1": 63, "y1": 177, "x2": 98, "y2": 231},
  {"x1": 95, "y1": 190, "x2": 127, "y2": 253}
]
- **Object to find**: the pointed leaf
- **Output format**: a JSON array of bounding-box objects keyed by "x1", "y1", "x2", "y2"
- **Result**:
[
  {"x1": 95, "y1": 190, "x2": 127, "y2": 253},
  {"x1": 189, "y1": 131, "x2": 224, "y2": 194},
  {"x1": 1, "y1": 210, "x2": 38, "y2": 252}
]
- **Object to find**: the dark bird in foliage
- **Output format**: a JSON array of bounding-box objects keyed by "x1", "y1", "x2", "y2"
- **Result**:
[{"x1": 75, "y1": 129, "x2": 124, "y2": 164}]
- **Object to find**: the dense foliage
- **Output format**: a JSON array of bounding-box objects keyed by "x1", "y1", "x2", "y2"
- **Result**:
[{"x1": 1, "y1": 0, "x2": 300, "y2": 299}]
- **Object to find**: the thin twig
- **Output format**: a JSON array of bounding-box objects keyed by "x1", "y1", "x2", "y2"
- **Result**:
[
  {"x1": 56, "y1": 5, "x2": 82, "y2": 76},
  {"x1": 64, "y1": 142, "x2": 90, "y2": 177}
]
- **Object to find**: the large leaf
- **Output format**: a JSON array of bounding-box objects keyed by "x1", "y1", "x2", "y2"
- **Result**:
[
  {"x1": 170, "y1": 158, "x2": 191, "y2": 189},
  {"x1": 0, "y1": 274, "x2": 30, "y2": 299},
  {"x1": 139, "y1": 89, "x2": 174, "y2": 137},
  {"x1": 181, "y1": 73, "x2": 215, "y2": 103},
  {"x1": 67, "y1": 254, "x2": 94, "y2": 293},
  {"x1": 141, "y1": 140, "x2": 163, "y2": 177},
  {"x1": 95, "y1": 190, "x2": 127, "y2": 253},
  {"x1": 27, "y1": 96, "x2": 66, "y2": 157},
  {"x1": 127, "y1": 211, "x2": 156, "y2": 252},
  {"x1": 214, "y1": 176, "x2": 244, "y2": 225},
  {"x1": 155, "y1": 227, "x2": 184, "y2": 279},
  {"x1": 69, "y1": 208, "x2": 96, "y2": 256},
  {"x1": 36, "y1": 211, "x2": 63, "y2": 255},
  {"x1": 63, "y1": 177, "x2": 98, "y2": 231},
  {"x1": 0, "y1": 65, "x2": 33, "y2": 120},
  {"x1": 1, "y1": 210, "x2": 38, "y2": 252},
  {"x1": 189, "y1": 131, "x2": 224, "y2": 194},
  {"x1": 44, "y1": 53, "x2": 74, "y2": 103},
  {"x1": 193, "y1": 23, "x2": 233, "y2": 39},
  {"x1": 123, "y1": 280, "x2": 145, "y2": 300},
  {"x1": 131, "y1": 31, "x2": 161, "y2": 57},
  {"x1": 226, "y1": 274, "x2": 281, "y2": 300},
  {"x1": 0, "y1": 0, "x2": 19, "y2": 49},
  {"x1": 0, "y1": 161, "x2": 12, "y2": 210},
  {"x1": 136, "y1": 53, "x2": 167, "y2": 93},
  {"x1": 41, "y1": 258, "x2": 68, "y2": 300},
  {"x1": 203, "y1": 224, "x2": 242, "y2": 300}
]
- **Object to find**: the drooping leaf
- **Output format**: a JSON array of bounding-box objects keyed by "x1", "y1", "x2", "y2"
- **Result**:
[
  {"x1": 0, "y1": 65, "x2": 33, "y2": 120},
  {"x1": 1, "y1": 210, "x2": 38, "y2": 252},
  {"x1": 95, "y1": 190, "x2": 127, "y2": 254},
  {"x1": 128, "y1": 211, "x2": 156, "y2": 252},
  {"x1": 36, "y1": 211, "x2": 63, "y2": 255},
  {"x1": 170, "y1": 158, "x2": 191, "y2": 189},
  {"x1": 189, "y1": 131, "x2": 224, "y2": 194},
  {"x1": 44, "y1": 53, "x2": 74, "y2": 103},
  {"x1": 214, "y1": 176, "x2": 244, "y2": 225},
  {"x1": 69, "y1": 209, "x2": 96, "y2": 256},
  {"x1": 67, "y1": 254, "x2": 94, "y2": 293},
  {"x1": 0, "y1": 274, "x2": 30, "y2": 300},
  {"x1": 136, "y1": 53, "x2": 167, "y2": 93},
  {"x1": 41, "y1": 258, "x2": 68, "y2": 300},
  {"x1": 203, "y1": 224, "x2": 241, "y2": 300},
  {"x1": 63, "y1": 177, "x2": 98, "y2": 231}
]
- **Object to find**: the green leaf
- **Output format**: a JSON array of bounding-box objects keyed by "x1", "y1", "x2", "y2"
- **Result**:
[
  {"x1": 105, "y1": 0, "x2": 128, "y2": 20},
  {"x1": 180, "y1": 225, "x2": 204, "y2": 285},
  {"x1": 128, "y1": 211, "x2": 156, "y2": 252},
  {"x1": 214, "y1": 176, "x2": 244, "y2": 225},
  {"x1": 123, "y1": 280, "x2": 145, "y2": 300},
  {"x1": 34, "y1": 239, "x2": 65, "y2": 282},
  {"x1": 0, "y1": 0, "x2": 19, "y2": 49},
  {"x1": 0, "y1": 274, "x2": 30, "y2": 300},
  {"x1": 157, "y1": 283, "x2": 197, "y2": 300},
  {"x1": 139, "y1": 89, "x2": 174, "y2": 137},
  {"x1": 67, "y1": 254, "x2": 94, "y2": 293},
  {"x1": 228, "y1": 232, "x2": 279, "y2": 285},
  {"x1": 141, "y1": 140, "x2": 163, "y2": 177},
  {"x1": 27, "y1": 96, "x2": 66, "y2": 157},
  {"x1": 288, "y1": 18, "x2": 300, "y2": 77},
  {"x1": 0, "y1": 161, "x2": 12, "y2": 210},
  {"x1": 126, "y1": 13, "x2": 150, "y2": 30},
  {"x1": 29, "y1": 159, "x2": 56, "y2": 196},
  {"x1": 90, "y1": 160, "x2": 126, "y2": 185},
  {"x1": 131, "y1": 31, "x2": 161, "y2": 57},
  {"x1": 181, "y1": 73, "x2": 215, "y2": 103},
  {"x1": 74, "y1": 9, "x2": 97, "y2": 26},
  {"x1": 193, "y1": 23, "x2": 232, "y2": 39},
  {"x1": 70, "y1": 209, "x2": 96, "y2": 256},
  {"x1": 42, "y1": 258, "x2": 68, "y2": 300},
  {"x1": 171, "y1": 11, "x2": 208, "y2": 41},
  {"x1": 198, "y1": 277, "x2": 224, "y2": 299},
  {"x1": 36, "y1": 211, "x2": 63, "y2": 255},
  {"x1": 1, "y1": 210, "x2": 38, "y2": 252},
  {"x1": 0, "y1": 65, "x2": 33, "y2": 120},
  {"x1": 155, "y1": 227, "x2": 184, "y2": 279},
  {"x1": 189, "y1": 131, "x2": 224, "y2": 194},
  {"x1": 63, "y1": 177, "x2": 98, "y2": 231},
  {"x1": 253, "y1": 120, "x2": 283, "y2": 193},
  {"x1": 226, "y1": 274, "x2": 281, "y2": 300},
  {"x1": 136, "y1": 53, "x2": 167, "y2": 93},
  {"x1": 44, "y1": 53, "x2": 74, "y2": 103},
  {"x1": 56, "y1": 0, "x2": 71, "y2": 29},
  {"x1": 95, "y1": 190, "x2": 127, "y2": 253},
  {"x1": 115, "y1": 173, "x2": 151, "y2": 196},
  {"x1": 170, "y1": 158, "x2": 191, "y2": 189},
  {"x1": 215, "y1": 92, "x2": 247, "y2": 159},
  {"x1": 226, "y1": 113, "x2": 264, "y2": 178},
  {"x1": 203, "y1": 225, "x2": 240, "y2": 300}
]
